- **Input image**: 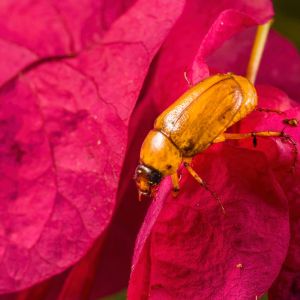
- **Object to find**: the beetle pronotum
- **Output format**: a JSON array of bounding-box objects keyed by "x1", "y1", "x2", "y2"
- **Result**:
[{"x1": 134, "y1": 20, "x2": 297, "y2": 205}]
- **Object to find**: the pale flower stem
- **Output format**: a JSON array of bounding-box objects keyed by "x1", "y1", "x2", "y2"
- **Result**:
[{"x1": 246, "y1": 19, "x2": 273, "y2": 84}]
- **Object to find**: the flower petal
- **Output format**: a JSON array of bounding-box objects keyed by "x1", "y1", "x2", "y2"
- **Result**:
[
  {"x1": 0, "y1": 0, "x2": 136, "y2": 86},
  {"x1": 128, "y1": 145, "x2": 289, "y2": 299},
  {"x1": 0, "y1": 0, "x2": 185, "y2": 293},
  {"x1": 237, "y1": 86, "x2": 300, "y2": 300}
]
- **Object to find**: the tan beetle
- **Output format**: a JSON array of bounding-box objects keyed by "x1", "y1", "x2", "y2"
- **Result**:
[{"x1": 134, "y1": 20, "x2": 297, "y2": 205}]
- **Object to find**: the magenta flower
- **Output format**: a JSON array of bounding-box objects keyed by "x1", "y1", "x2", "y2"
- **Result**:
[{"x1": 0, "y1": 0, "x2": 299, "y2": 299}]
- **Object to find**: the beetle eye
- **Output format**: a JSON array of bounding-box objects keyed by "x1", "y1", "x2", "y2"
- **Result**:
[
  {"x1": 148, "y1": 171, "x2": 162, "y2": 185},
  {"x1": 135, "y1": 164, "x2": 162, "y2": 186}
]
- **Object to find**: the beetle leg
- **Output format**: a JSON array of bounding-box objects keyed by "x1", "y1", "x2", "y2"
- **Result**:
[
  {"x1": 255, "y1": 107, "x2": 284, "y2": 115},
  {"x1": 171, "y1": 173, "x2": 180, "y2": 197},
  {"x1": 246, "y1": 19, "x2": 273, "y2": 84},
  {"x1": 213, "y1": 134, "x2": 226, "y2": 143},
  {"x1": 183, "y1": 160, "x2": 225, "y2": 214},
  {"x1": 218, "y1": 131, "x2": 298, "y2": 172}
]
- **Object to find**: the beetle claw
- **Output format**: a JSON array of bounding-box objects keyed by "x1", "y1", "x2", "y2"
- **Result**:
[
  {"x1": 172, "y1": 188, "x2": 180, "y2": 198},
  {"x1": 252, "y1": 133, "x2": 258, "y2": 147}
]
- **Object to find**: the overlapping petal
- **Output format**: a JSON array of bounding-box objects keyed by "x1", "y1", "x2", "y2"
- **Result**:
[{"x1": 0, "y1": 0, "x2": 185, "y2": 293}]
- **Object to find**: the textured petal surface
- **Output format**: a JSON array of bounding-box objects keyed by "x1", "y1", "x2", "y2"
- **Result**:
[
  {"x1": 0, "y1": 0, "x2": 185, "y2": 293},
  {"x1": 0, "y1": 0, "x2": 135, "y2": 86}
]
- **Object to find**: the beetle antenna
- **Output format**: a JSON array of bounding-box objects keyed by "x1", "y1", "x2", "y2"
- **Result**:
[{"x1": 138, "y1": 191, "x2": 143, "y2": 201}]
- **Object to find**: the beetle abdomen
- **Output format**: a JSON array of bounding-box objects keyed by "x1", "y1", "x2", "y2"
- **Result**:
[{"x1": 154, "y1": 74, "x2": 256, "y2": 157}]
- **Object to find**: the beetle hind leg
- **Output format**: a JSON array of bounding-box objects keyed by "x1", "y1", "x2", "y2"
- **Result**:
[
  {"x1": 215, "y1": 131, "x2": 298, "y2": 172},
  {"x1": 255, "y1": 107, "x2": 284, "y2": 115},
  {"x1": 183, "y1": 159, "x2": 226, "y2": 214}
]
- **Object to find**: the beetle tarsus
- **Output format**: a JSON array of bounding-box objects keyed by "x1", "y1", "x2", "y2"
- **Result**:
[
  {"x1": 251, "y1": 132, "x2": 258, "y2": 147},
  {"x1": 280, "y1": 131, "x2": 298, "y2": 173},
  {"x1": 172, "y1": 188, "x2": 180, "y2": 198},
  {"x1": 255, "y1": 107, "x2": 284, "y2": 115}
]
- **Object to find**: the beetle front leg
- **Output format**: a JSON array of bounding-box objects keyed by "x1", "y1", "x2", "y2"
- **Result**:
[
  {"x1": 171, "y1": 173, "x2": 180, "y2": 197},
  {"x1": 183, "y1": 160, "x2": 206, "y2": 186},
  {"x1": 183, "y1": 159, "x2": 225, "y2": 213}
]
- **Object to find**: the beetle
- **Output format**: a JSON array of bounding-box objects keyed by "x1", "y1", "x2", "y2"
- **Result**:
[{"x1": 134, "y1": 20, "x2": 297, "y2": 203}]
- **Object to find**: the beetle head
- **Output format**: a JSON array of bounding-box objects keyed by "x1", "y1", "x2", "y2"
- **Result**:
[{"x1": 134, "y1": 164, "x2": 162, "y2": 200}]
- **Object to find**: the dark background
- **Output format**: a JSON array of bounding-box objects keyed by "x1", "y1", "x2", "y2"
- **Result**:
[{"x1": 274, "y1": 0, "x2": 300, "y2": 49}]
